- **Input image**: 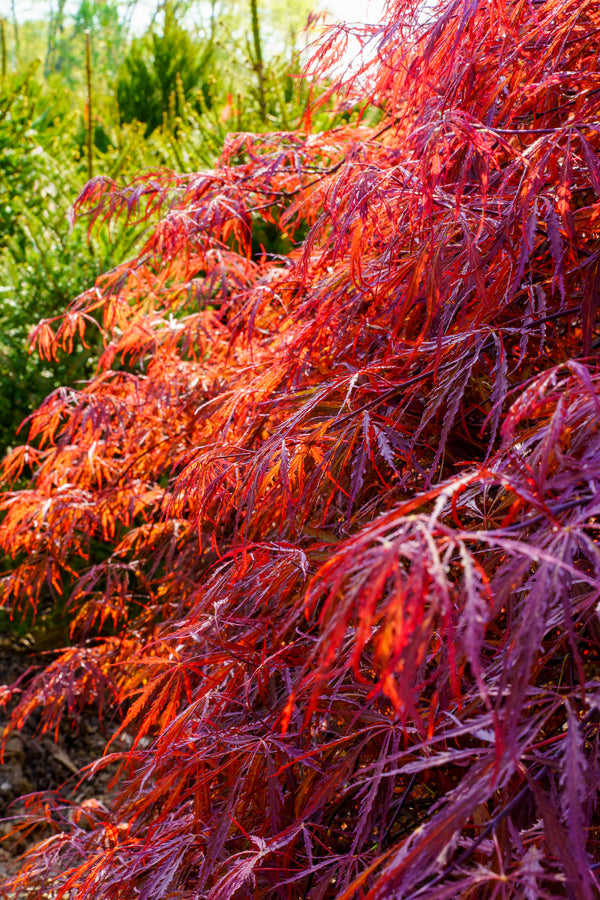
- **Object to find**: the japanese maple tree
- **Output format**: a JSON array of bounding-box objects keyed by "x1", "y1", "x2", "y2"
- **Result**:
[{"x1": 1, "y1": 0, "x2": 600, "y2": 897}]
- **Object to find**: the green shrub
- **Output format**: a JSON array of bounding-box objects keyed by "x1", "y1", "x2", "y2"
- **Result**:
[{"x1": 116, "y1": 5, "x2": 214, "y2": 135}]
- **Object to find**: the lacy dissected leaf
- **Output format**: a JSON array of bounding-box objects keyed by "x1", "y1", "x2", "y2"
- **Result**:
[{"x1": 2, "y1": 0, "x2": 600, "y2": 898}]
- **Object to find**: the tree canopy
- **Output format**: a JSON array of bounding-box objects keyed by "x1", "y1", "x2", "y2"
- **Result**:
[{"x1": 1, "y1": 0, "x2": 600, "y2": 897}]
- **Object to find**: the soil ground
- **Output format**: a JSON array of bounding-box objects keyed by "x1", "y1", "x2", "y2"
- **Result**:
[{"x1": 0, "y1": 641, "x2": 123, "y2": 890}]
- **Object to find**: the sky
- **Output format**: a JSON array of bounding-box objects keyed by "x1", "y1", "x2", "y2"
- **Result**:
[{"x1": 328, "y1": 0, "x2": 385, "y2": 24}]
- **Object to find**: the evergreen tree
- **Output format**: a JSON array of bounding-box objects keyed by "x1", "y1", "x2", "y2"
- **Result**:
[{"x1": 116, "y1": 4, "x2": 214, "y2": 134}]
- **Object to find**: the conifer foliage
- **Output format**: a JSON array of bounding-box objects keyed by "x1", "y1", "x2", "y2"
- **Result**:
[{"x1": 2, "y1": 0, "x2": 600, "y2": 897}]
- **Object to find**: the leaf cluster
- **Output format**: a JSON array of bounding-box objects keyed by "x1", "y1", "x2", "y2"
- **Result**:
[
  {"x1": 0, "y1": 7, "x2": 333, "y2": 458},
  {"x1": 2, "y1": 0, "x2": 600, "y2": 898}
]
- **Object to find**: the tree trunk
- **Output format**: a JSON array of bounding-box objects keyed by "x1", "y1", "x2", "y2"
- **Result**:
[{"x1": 249, "y1": 0, "x2": 266, "y2": 123}]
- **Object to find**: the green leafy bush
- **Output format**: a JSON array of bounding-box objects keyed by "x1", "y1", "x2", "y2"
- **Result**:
[
  {"x1": 0, "y1": 72, "x2": 149, "y2": 453},
  {"x1": 116, "y1": 5, "x2": 214, "y2": 135}
]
